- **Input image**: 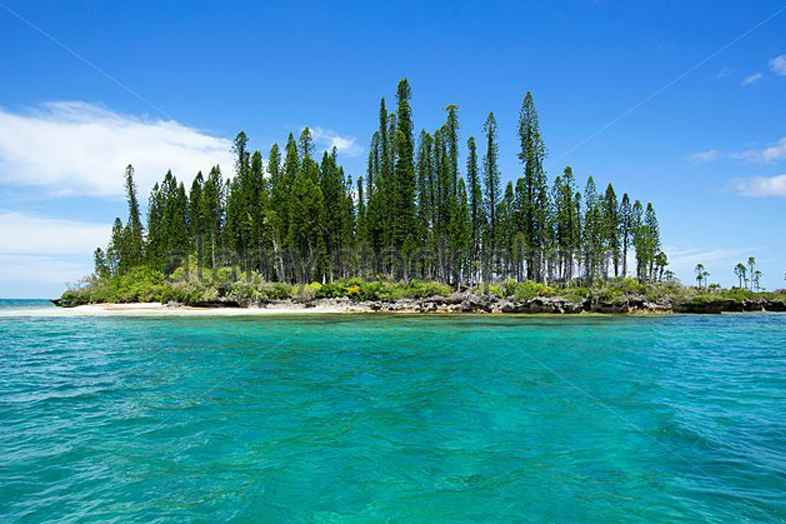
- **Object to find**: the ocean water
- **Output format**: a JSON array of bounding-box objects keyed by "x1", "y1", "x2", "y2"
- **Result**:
[{"x1": 1, "y1": 303, "x2": 785, "y2": 523}]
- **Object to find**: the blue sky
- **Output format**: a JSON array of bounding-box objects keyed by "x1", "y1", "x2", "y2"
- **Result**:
[{"x1": 0, "y1": 0, "x2": 784, "y2": 297}]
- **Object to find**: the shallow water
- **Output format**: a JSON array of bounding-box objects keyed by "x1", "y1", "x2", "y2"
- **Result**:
[{"x1": 1, "y1": 303, "x2": 785, "y2": 523}]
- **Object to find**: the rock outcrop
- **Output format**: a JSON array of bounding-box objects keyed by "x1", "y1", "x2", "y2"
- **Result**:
[{"x1": 55, "y1": 292, "x2": 786, "y2": 315}]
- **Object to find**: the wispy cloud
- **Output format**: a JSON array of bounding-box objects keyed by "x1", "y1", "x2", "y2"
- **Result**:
[
  {"x1": 309, "y1": 127, "x2": 363, "y2": 158},
  {"x1": 689, "y1": 137, "x2": 786, "y2": 164},
  {"x1": 732, "y1": 174, "x2": 786, "y2": 197},
  {"x1": 741, "y1": 72, "x2": 764, "y2": 86},
  {"x1": 731, "y1": 137, "x2": 786, "y2": 163},
  {"x1": 770, "y1": 54, "x2": 786, "y2": 76},
  {"x1": 0, "y1": 102, "x2": 234, "y2": 198},
  {"x1": 0, "y1": 254, "x2": 93, "y2": 287},
  {"x1": 689, "y1": 149, "x2": 720, "y2": 162},
  {"x1": 0, "y1": 212, "x2": 112, "y2": 294},
  {"x1": 665, "y1": 247, "x2": 753, "y2": 271},
  {"x1": 0, "y1": 212, "x2": 110, "y2": 254},
  {"x1": 716, "y1": 66, "x2": 733, "y2": 79}
]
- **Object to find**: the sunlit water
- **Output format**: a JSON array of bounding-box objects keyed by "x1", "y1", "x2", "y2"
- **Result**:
[{"x1": 1, "y1": 301, "x2": 785, "y2": 523}]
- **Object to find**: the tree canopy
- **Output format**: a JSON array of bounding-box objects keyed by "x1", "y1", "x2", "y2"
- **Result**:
[{"x1": 94, "y1": 80, "x2": 666, "y2": 287}]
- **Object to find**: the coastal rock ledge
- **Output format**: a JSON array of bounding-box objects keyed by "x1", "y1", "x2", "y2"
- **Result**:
[{"x1": 152, "y1": 293, "x2": 786, "y2": 315}]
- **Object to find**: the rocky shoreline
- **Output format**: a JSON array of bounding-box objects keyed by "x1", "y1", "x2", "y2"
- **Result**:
[
  {"x1": 57, "y1": 293, "x2": 784, "y2": 315},
  {"x1": 314, "y1": 294, "x2": 786, "y2": 314}
]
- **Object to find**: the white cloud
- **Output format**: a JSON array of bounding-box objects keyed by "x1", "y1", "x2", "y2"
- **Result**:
[
  {"x1": 758, "y1": 138, "x2": 786, "y2": 162},
  {"x1": 689, "y1": 149, "x2": 720, "y2": 162},
  {"x1": 0, "y1": 102, "x2": 234, "y2": 198},
  {"x1": 665, "y1": 247, "x2": 752, "y2": 271},
  {"x1": 693, "y1": 137, "x2": 786, "y2": 164},
  {"x1": 0, "y1": 254, "x2": 92, "y2": 286},
  {"x1": 733, "y1": 174, "x2": 786, "y2": 197},
  {"x1": 0, "y1": 212, "x2": 111, "y2": 296},
  {"x1": 716, "y1": 66, "x2": 733, "y2": 79},
  {"x1": 309, "y1": 126, "x2": 363, "y2": 158},
  {"x1": 769, "y1": 54, "x2": 786, "y2": 77},
  {"x1": 742, "y1": 72, "x2": 764, "y2": 86},
  {"x1": 731, "y1": 137, "x2": 786, "y2": 163},
  {"x1": 0, "y1": 212, "x2": 111, "y2": 254}
]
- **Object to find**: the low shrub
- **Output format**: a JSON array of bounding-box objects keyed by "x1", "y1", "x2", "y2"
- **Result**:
[
  {"x1": 403, "y1": 280, "x2": 452, "y2": 299},
  {"x1": 511, "y1": 281, "x2": 557, "y2": 301},
  {"x1": 229, "y1": 278, "x2": 293, "y2": 302}
]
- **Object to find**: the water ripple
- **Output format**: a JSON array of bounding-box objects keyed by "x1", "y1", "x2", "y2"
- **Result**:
[{"x1": 1, "y1": 310, "x2": 785, "y2": 523}]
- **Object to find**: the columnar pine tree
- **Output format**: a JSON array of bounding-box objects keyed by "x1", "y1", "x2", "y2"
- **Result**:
[
  {"x1": 189, "y1": 172, "x2": 204, "y2": 276},
  {"x1": 89, "y1": 79, "x2": 670, "y2": 291},
  {"x1": 631, "y1": 200, "x2": 645, "y2": 280},
  {"x1": 642, "y1": 203, "x2": 661, "y2": 281},
  {"x1": 107, "y1": 217, "x2": 124, "y2": 275},
  {"x1": 393, "y1": 79, "x2": 416, "y2": 258},
  {"x1": 582, "y1": 176, "x2": 606, "y2": 283},
  {"x1": 201, "y1": 166, "x2": 223, "y2": 270},
  {"x1": 619, "y1": 193, "x2": 632, "y2": 278},
  {"x1": 517, "y1": 93, "x2": 548, "y2": 281},
  {"x1": 94, "y1": 247, "x2": 109, "y2": 279},
  {"x1": 602, "y1": 184, "x2": 620, "y2": 278},
  {"x1": 482, "y1": 112, "x2": 500, "y2": 269},
  {"x1": 466, "y1": 136, "x2": 485, "y2": 280},
  {"x1": 552, "y1": 167, "x2": 579, "y2": 281},
  {"x1": 448, "y1": 178, "x2": 471, "y2": 284},
  {"x1": 122, "y1": 165, "x2": 144, "y2": 268},
  {"x1": 444, "y1": 105, "x2": 460, "y2": 198}
]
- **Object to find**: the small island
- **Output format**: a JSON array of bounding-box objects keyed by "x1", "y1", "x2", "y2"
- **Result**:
[{"x1": 57, "y1": 80, "x2": 785, "y2": 315}]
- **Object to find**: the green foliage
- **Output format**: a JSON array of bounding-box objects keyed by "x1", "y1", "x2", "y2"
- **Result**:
[
  {"x1": 295, "y1": 282, "x2": 323, "y2": 300},
  {"x1": 59, "y1": 266, "x2": 167, "y2": 306},
  {"x1": 498, "y1": 279, "x2": 556, "y2": 300},
  {"x1": 403, "y1": 280, "x2": 452, "y2": 299},
  {"x1": 469, "y1": 283, "x2": 504, "y2": 298},
  {"x1": 160, "y1": 280, "x2": 218, "y2": 304},
  {"x1": 63, "y1": 78, "x2": 706, "y2": 309},
  {"x1": 314, "y1": 279, "x2": 401, "y2": 301},
  {"x1": 313, "y1": 278, "x2": 452, "y2": 301},
  {"x1": 229, "y1": 273, "x2": 293, "y2": 302}
]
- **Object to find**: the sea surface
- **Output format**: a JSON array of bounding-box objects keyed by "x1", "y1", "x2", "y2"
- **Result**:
[{"x1": 1, "y1": 300, "x2": 785, "y2": 523}]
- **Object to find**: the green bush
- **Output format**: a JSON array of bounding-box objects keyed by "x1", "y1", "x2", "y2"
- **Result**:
[
  {"x1": 359, "y1": 280, "x2": 402, "y2": 301},
  {"x1": 295, "y1": 282, "x2": 323, "y2": 300},
  {"x1": 229, "y1": 278, "x2": 293, "y2": 302},
  {"x1": 160, "y1": 281, "x2": 213, "y2": 304},
  {"x1": 313, "y1": 279, "x2": 450, "y2": 301},
  {"x1": 403, "y1": 280, "x2": 452, "y2": 299},
  {"x1": 512, "y1": 281, "x2": 557, "y2": 301},
  {"x1": 564, "y1": 285, "x2": 590, "y2": 298},
  {"x1": 313, "y1": 279, "x2": 350, "y2": 299},
  {"x1": 468, "y1": 283, "x2": 503, "y2": 297}
]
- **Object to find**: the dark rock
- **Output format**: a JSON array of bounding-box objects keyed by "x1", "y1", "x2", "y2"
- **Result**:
[
  {"x1": 673, "y1": 298, "x2": 739, "y2": 314},
  {"x1": 419, "y1": 301, "x2": 439, "y2": 313},
  {"x1": 460, "y1": 294, "x2": 492, "y2": 313},
  {"x1": 501, "y1": 301, "x2": 528, "y2": 313},
  {"x1": 186, "y1": 300, "x2": 241, "y2": 308},
  {"x1": 765, "y1": 300, "x2": 786, "y2": 312}
]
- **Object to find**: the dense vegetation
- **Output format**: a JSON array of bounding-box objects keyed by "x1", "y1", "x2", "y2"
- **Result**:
[
  {"x1": 84, "y1": 80, "x2": 665, "y2": 286},
  {"x1": 58, "y1": 79, "x2": 784, "y2": 307}
]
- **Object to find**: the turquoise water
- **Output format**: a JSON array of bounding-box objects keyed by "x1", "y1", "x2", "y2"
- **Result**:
[{"x1": 1, "y1": 304, "x2": 785, "y2": 523}]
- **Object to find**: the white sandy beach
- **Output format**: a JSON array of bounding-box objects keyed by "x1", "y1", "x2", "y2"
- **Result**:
[{"x1": 0, "y1": 302, "x2": 358, "y2": 317}]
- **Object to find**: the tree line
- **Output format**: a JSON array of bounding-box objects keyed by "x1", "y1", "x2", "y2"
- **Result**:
[{"x1": 94, "y1": 79, "x2": 667, "y2": 287}]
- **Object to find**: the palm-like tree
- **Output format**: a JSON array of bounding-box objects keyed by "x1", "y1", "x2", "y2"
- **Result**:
[
  {"x1": 734, "y1": 263, "x2": 747, "y2": 289},
  {"x1": 695, "y1": 263, "x2": 710, "y2": 290},
  {"x1": 752, "y1": 270, "x2": 763, "y2": 292}
]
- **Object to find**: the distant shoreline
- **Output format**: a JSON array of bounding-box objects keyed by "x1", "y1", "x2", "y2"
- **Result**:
[{"x1": 40, "y1": 293, "x2": 786, "y2": 316}]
